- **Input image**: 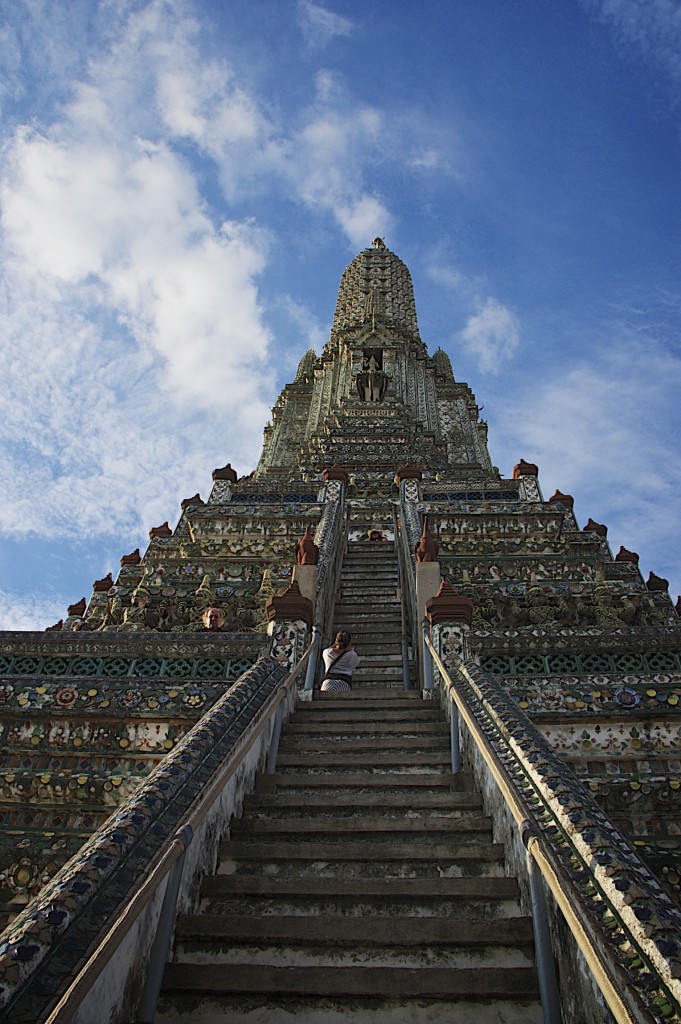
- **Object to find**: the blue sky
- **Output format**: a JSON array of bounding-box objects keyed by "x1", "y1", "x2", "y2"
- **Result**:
[{"x1": 0, "y1": 0, "x2": 680, "y2": 628}]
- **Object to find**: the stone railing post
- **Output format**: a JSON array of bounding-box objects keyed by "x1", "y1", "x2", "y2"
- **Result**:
[
  {"x1": 425, "y1": 580, "x2": 474, "y2": 690},
  {"x1": 513, "y1": 459, "x2": 542, "y2": 503},
  {"x1": 265, "y1": 581, "x2": 313, "y2": 672},
  {"x1": 209, "y1": 463, "x2": 238, "y2": 503}
]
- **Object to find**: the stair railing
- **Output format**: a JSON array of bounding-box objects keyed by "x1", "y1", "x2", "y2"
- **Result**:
[
  {"x1": 306, "y1": 492, "x2": 349, "y2": 694},
  {"x1": 392, "y1": 504, "x2": 412, "y2": 690},
  {"x1": 4, "y1": 645, "x2": 316, "y2": 1024},
  {"x1": 396, "y1": 489, "x2": 421, "y2": 680},
  {"x1": 423, "y1": 631, "x2": 681, "y2": 1024}
]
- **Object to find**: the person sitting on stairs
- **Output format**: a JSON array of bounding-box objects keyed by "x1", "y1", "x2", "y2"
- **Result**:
[{"x1": 320, "y1": 631, "x2": 361, "y2": 692}]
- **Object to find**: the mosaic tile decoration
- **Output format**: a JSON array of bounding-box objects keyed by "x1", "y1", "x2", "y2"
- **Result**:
[
  {"x1": 0, "y1": 655, "x2": 287, "y2": 1023},
  {"x1": 437, "y1": 643, "x2": 681, "y2": 1022}
]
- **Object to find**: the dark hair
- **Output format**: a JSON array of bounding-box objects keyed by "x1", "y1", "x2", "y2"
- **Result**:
[{"x1": 335, "y1": 631, "x2": 352, "y2": 647}]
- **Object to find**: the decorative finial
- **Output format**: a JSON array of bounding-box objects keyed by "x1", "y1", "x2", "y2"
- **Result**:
[{"x1": 372, "y1": 237, "x2": 385, "y2": 249}]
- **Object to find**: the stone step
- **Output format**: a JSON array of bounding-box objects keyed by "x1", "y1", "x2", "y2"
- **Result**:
[
  {"x1": 161, "y1": 963, "x2": 540, "y2": 1002},
  {"x1": 286, "y1": 704, "x2": 440, "y2": 720},
  {"x1": 349, "y1": 651, "x2": 403, "y2": 663},
  {"x1": 284, "y1": 720, "x2": 444, "y2": 735},
  {"x1": 334, "y1": 636, "x2": 404, "y2": 649},
  {"x1": 218, "y1": 840, "x2": 503, "y2": 863},
  {"x1": 245, "y1": 790, "x2": 480, "y2": 810},
  {"x1": 333, "y1": 614, "x2": 403, "y2": 625},
  {"x1": 336, "y1": 581, "x2": 399, "y2": 591},
  {"x1": 333, "y1": 610, "x2": 402, "y2": 621},
  {"x1": 340, "y1": 567, "x2": 397, "y2": 578},
  {"x1": 232, "y1": 812, "x2": 491, "y2": 836},
  {"x1": 341, "y1": 561, "x2": 397, "y2": 570},
  {"x1": 284, "y1": 700, "x2": 438, "y2": 716},
  {"x1": 174, "y1": 915, "x2": 535, "y2": 963},
  {"x1": 202, "y1": 876, "x2": 518, "y2": 900},
  {"x1": 197, "y1": 888, "x2": 520, "y2": 921},
  {"x1": 262, "y1": 771, "x2": 473, "y2": 792},
  {"x1": 157, "y1": 993, "x2": 542, "y2": 1023},
  {"x1": 215, "y1": 855, "x2": 506, "y2": 882},
  {"x1": 284, "y1": 711, "x2": 444, "y2": 726},
  {"x1": 275, "y1": 751, "x2": 451, "y2": 768},
  {"x1": 339, "y1": 576, "x2": 397, "y2": 585},
  {"x1": 278, "y1": 736, "x2": 449, "y2": 754},
  {"x1": 344, "y1": 676, "x2": 406, "y2": 687},
  {"x1": 343, "y1": 549, "x2": 396, "y2": 557},
  {"x1": 333, "y1": 589, "x2": 399, "y2": 598}
]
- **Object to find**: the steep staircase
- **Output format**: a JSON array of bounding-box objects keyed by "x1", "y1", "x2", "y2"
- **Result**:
[
  {"x1": 157, "y1": 692, "x2": 542, "y2": 1023},
  {"x1": 332, "y1": 538, "x2": 407, "y2": 688}
]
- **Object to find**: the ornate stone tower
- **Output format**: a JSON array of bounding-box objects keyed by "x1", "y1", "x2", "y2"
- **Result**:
[
  {"x1": 1, "y1": 241, "x2": 680, "y2": 1023},
  {"x1": 257, "y1": 238, "x2": 492, "y2": 486}
]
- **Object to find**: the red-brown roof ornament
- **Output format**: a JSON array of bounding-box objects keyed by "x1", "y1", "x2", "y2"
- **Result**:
[
  {"x1": 120, "y1": 549, "x2": 141, "y2": 566},
  {"x1": 415, "y1": 517, "x2": 439, "y2": 563},
  {"x1": 67, "y1": 598, "x2": 86, "y2": 617},
  {"x1": 322, "y1": 465, "x2": 350, "y2": 487},
  {"x1": 295, "y1": 526, "x2": 319, "y2": 565},
  {"x1": 181, "y1": 493, "x2": 204, "y2": 510},
  {"x1": 426, "y1": 580, "x2": 474, "y2": 628},
  {"x1": 584, "y1": 518, "x2": 607, "y2": 537},
  {"x1": 647, "y1": 572, "x2": 669, "y2": 592},
  {"x1": 615, "y1": 546, "x2": 639, "y2": 564},
  {"x1": 513, "y1": 459, "x2": 538, "y2": 479},
  {"x1": 265, "y1": 580, "x2": 313, "y2": 629},
  {"x1": 46, "y1": 620, "x2": 63, "y2": 632},
  {"x1": 93, "y1": 573, "x2": 114, "y2": 593},
  {"x1": 396, "y1": 465, "x2": 423, "y2": 483},
  {"x1": 548, "y1": 490, "x2": 574, "y2": 509},
  {"x1": 149, "y1": 522, "x2": 172, "y2": 539},
  {"x1": 212, "y1": 464, "x2": 238, "y2": 482}
]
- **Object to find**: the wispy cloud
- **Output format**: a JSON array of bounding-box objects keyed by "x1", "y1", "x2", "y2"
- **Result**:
[
  {"x1": 460, "y1": 299, "x2": 520, "y2": 373},
  {"x1": 0, "y1": 589, "x2": 65, "y2": 632},
  {"x1": 0, "y1": 1, "x2": 275, "y2": 551},
  {"x1": 581, "y1": 0, "x2": 681, "y2": 95},
  {"x1": 492, "y1": 333, "x2": 681, "y2": 592},
  {"x1": 297, "y1": 1, "x2": 354, "y2": 48},
  {"x1": 429, "y1": 262, "x2": 520, "y2": 373},
  {"x1": 0, "y1": 0, "x2": 402, "y2": 558}
]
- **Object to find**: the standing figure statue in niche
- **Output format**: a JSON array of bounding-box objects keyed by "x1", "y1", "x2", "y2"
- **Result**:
[{"x1": 356, "y1": 352, "x2": 388, "y2": 402}]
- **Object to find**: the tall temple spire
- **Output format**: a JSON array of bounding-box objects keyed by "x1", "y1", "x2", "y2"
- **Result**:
[
  {"x1": 255, "y1": 241, "x2": 492, "y2": 483},
  {"x1": 331, "y1": 241, "x2": 421, "y2": 341}
]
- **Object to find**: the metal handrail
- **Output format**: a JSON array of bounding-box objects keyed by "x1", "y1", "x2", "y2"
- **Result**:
[
  {"x1": 44, "y1": 643, "x2": 315, "y2": 1024},
  {"x1": 423, "y1": 632, "x2": 654, "y2": 1024},
  {"x1": 396, "y1": 497, "x2": 420, "y2": 671},
  {"x1": 392, "y1": 504, "x2": 412, "y2": 690},
  {"x1": 306, "y1": 501, "x2": 350, "y2": 694}
]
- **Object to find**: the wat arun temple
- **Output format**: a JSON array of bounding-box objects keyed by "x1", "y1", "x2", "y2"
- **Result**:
[{"x1": 0, "y1": 242, "x2": 680, "y2": 1023}]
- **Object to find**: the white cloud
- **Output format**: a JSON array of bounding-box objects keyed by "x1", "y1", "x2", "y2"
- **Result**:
[
  {"x1": 582, "y1": 0, "x2": 681, "y2": 93},
  {"x1": 268, "y1": 78, "x2": 394, "y2": 247},
  {"x1": 460, "y1": 298, "x2": 520, "y2": 373},
  {"x1": 0, "y1": 0, "x2": 275, "y2": 553},
  {"x1": 491, "y1": 336, "x2": 681, "y2": 594},
  {"x1": 297, "y1": 1, "x2": 354, "y2": 48},
  {"x1": 278, "y1": 296, "x2": 327, "y2": 353},
  {"x1": 0, "y1": 590, "x2": 65, "y2": 632}
]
